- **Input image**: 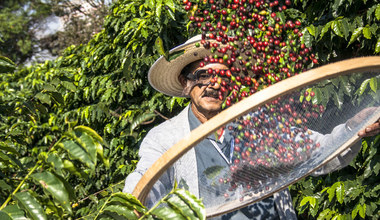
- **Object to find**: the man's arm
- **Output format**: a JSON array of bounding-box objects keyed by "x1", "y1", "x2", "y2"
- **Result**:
[
  {"x1": 122, "y1": 130, "x2": 174, "y2": 207},
  {"x1": 312, "y1": 107, "x2": 380, "y2": 176}
]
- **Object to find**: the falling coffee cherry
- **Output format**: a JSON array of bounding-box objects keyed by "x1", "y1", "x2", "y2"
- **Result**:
[{"x1": 182, "y1": 0, "x2": 319, "y2": 108}]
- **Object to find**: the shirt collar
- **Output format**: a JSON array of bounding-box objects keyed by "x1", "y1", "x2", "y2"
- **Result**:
[
  {"x1": 188, "y1": 104, "x2": 227, "y2": 143},
  {"x1": 188, "y1": 104, "x2": 202, "y2": 131}
]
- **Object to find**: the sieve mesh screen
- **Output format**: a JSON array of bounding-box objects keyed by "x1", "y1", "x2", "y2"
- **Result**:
[{"x1": 136, "y1": 64, "x2": 380, "y2": 218}]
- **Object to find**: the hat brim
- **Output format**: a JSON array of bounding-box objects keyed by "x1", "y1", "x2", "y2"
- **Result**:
[{"x1": 148, "y1": 35, "x2": 217, "y2": 97}]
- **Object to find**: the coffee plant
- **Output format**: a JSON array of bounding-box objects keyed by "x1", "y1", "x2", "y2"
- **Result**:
[{"x1": 0, "y1": 0, "x2": 379, "y2": 219}]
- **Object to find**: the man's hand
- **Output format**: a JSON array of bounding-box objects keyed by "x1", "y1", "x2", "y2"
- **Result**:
[
  {"x1": 358, "y1": 119, "x2": 380, "y2": 137},
  {"x1": 346, "y1": 107, "x2": 380, "y2": 138}
]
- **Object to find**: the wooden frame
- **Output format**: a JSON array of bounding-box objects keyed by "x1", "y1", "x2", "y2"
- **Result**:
[{"x1": 132, "y1": 56, "x2": 380, "y2": 217}]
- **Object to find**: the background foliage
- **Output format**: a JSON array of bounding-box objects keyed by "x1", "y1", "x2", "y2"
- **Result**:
[
  {"x1": 0, "y1": 0, "x2": 379, "y2": 219},
  {"x1": 0, "y1": 0, "x2": 55, "y2": 64},
  {"x1": 0, "y1": 0, "x2": 112, "y2": 64}
]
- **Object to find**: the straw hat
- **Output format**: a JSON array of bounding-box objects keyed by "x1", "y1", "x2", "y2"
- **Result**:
[{"x1": 148, "y1": 35, "x2": 217, "y2": 97}]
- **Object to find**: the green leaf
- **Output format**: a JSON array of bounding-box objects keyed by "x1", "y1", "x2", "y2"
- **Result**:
[
  {"x1": 53, "y1": 172, "x2": 76, "y2": 201},
  {"x1": 300, "y1": 196, "x2": 317, "y2": 210},
  {"x1": 61, "y1": 81, "x2": 77, "y2": 92},
  {"x1": 79, "y1": 133, "x2": 97, "y2": 165},
  {"x1": 164, "y1": 0, "x2": 175, "y2": 11},
  {"x1": 320, "y1": 21, "x2": 332, "y2": 39},
  {"x1": 327, "y1": 185, "x2": 336, "y2": 202},
  {"x1": 359, "y1": 204, "x2": 366, "y2": 218},
  {"x1": 173, "y1": 189, "x2": 205, "y2": 220},
  {"x1": 0, "y1": 142, "x2": 19, "y2": 155},
  {"x1": 307, "y1": 25, "x2": 316, "y2": 37},
  {"x1": 46, "y1": 153, "x2": 64, "y2": 175},
  {"x1": 109, "y1": 193, "x2": 146, "y2": 213},
  {"x1": 0, "y1": 56, "x2": 16, "y2": 73},
  {"x1": 1, "y1": 205, "x2": 27, "y2": 220},
  {"x1": 357, "y1": 78, "x2": 370, "y2": 95},
  {"x1": 101, "y1": 88, "x2": 113, "y2": 102},
  {"x1": 31, "y1": 171, "x2": 72, "y2": 214},
  {"x1": 332, "y1": 91, "x2": 343, "y2": 109},
  {"x1": 369, "y1": 77, "x2": 377, "y2": 92},
  {"x1": 276, "y1": 11, "x2": 285, "y2": 24},
  {"x1": 331, "y1": 21, "x2": 343, "y2": 38},
  {"x1": 166, "y1": 195, "x2": 198, "y2": 220},
  {"x1": 352, "y1": 204, "x2": 360, "y2": 219},
  {"x1": 0, "y1": 152, "x2": 22, "y2": 168},
  {"x1": 376, "y1": 37, "x2": 380, "y2": 53},
  {"x1": 0, "y1": 211, "x2": 12, "y2": 220},
  {"x1": 348, "y1": 27, "x2": 363, "y2": 45},
  {"x1": 164, "y1": 0, "x2": 176, "y2": 15},
  {"x1": 284, "y1": 8, "x2": 301, "y2": 19},
  {"x1": 335, "y1": 182, "x2": 344, "y2": 204},
  {"x1": 34, "y1": 103, "x2": 48, "y2": 114},
  {"x1": 340, "y1": 18, "x2": 350, "y2": 39},
  {"x1": 367, "y1": 4, "x2": 377, "y2": 21},
  {"x1": 58, "y1": 140, "x2": 95, "y2": 170},
  {"x1": 0, "y1": 180, "x2": 12, "y2": 192},
  {"x1": 62, "y1": 160, "x2": 83, "y2": 177},
  {"x1": 13, "y1": 191, "x2": 47, "y2": 220},
  {"x1": 354, "y1": 16, "x2": 363, "y2": 27},
  {"x1": 35, "y1": 93, "x2": 51, "y2": 105},
  {"x1": 363, "y1": 26, "x2": 372, "y2": 39},
  {"x1": 156, "y1": 0, "x2": 162, "y2": 18},
  {"x1": 49, "y1": 92, "x2": 64, "y2": 105},
  {"x1": 0, "y1": 56, "x2": 15, "y2": 66},
  {"x1": 203, "y1": 166, "x2": 224, "y2": 179},
  {"x1": 305, "y1": 88, "x2": 312, "y2": 102},
  {"x1": 155, "y1": 37, "x2": 168, "y2": 59},
  {"x1": 364, "y1": 162, "x2": 373, "y2": 178},
  {"x1": 95, "y1": 141, "x2": 109, "y2": 168},
  {"x1": 42, "y1": 84, "x2": 56, "y2": 92},
  {"x1": 103, "y1": 205, "x2": 138, "y2": 219},
  {"x1": 375, "y1": 4, "x2": 380, "y2": 20},
  {"x1": 332, "y1": 0, "x2": 344, "y2": 11},
  {"x1": 168, "y1": 49, "x2": 185, "y2": 61},
  {"x1": 318, "y1": 209, "x2": 333, "y2": 220},
  {"x1": 151, "y1": 206, "x2": 186, "y2": 220},
  {"x1": 373, "y1": 159, "x2": 380, "y2": 175},
  {"x1": 370, "y1": 23, "x2": 378, "y2": 35},
  {"x1": 331, "y1": 214, "x2": 342, "y2": 220},
  {"x1": 302, "y1": 28, "x2": 312, "y2": 48},
  {"x1": 166, "y1": 6, "x2": 176, "y2": 20},
  {"x1": 309, "y1": 197, "x2": 316, "y2": 209},
  {"x1": 340, "y1": 79, "x2": 353, "y2": 96},
  {"x1": 130, "y1": 112, "x2": 156, "y2": 133},
  {"x1": 74, "y1": 126, "x2": 104, "y2": 145},
  {"x1": 312, "y1": 88, "x2": 322, "y2": 105}
]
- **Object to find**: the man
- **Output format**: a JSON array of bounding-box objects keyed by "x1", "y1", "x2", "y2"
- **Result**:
[{"x1": 123, "y1": 35, "x2": 380, "y2": 219}]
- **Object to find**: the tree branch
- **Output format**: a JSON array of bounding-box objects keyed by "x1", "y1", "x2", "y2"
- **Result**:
[{"x1": 154, "y1": 110, "x2": 169, "y2": 120}]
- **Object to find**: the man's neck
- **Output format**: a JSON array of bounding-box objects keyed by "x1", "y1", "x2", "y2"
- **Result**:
[{"x1": 190, "y1": 103, "x2": 219, "y2": 123}]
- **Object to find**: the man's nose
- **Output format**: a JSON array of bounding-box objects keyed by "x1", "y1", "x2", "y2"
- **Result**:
[
  {"x1": 208, "y1": 81, "x2": 221, "y2": 90},
  {"x1": 207, "y1": 77, "x2": 222, "y2": 89}
]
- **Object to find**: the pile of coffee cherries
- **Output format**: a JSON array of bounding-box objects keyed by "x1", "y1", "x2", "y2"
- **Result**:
[
  {"x1": 182, "y1": 0, "x2": 318, "y2": 107},
  {"x1": 222, "y1": 92, "x2": 323, "y2": 191}
]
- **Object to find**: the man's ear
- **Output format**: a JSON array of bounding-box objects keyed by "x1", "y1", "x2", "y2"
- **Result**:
[
  {"x1": 178, "y1": 74, "x2": 188, "y2": 88},
  {"x1": 179, "y1": 74, "x2": 194, "y2": 96}
]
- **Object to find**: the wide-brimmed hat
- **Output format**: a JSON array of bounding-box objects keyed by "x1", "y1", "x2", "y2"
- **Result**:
[{"x1": 148, "y1": 35, "x2": 216, "y2": 97}]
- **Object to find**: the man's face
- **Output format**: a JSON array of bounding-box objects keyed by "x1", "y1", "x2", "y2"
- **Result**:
[{"x1": 184, "y1": 63, "x2": 230, "y2": 121}]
